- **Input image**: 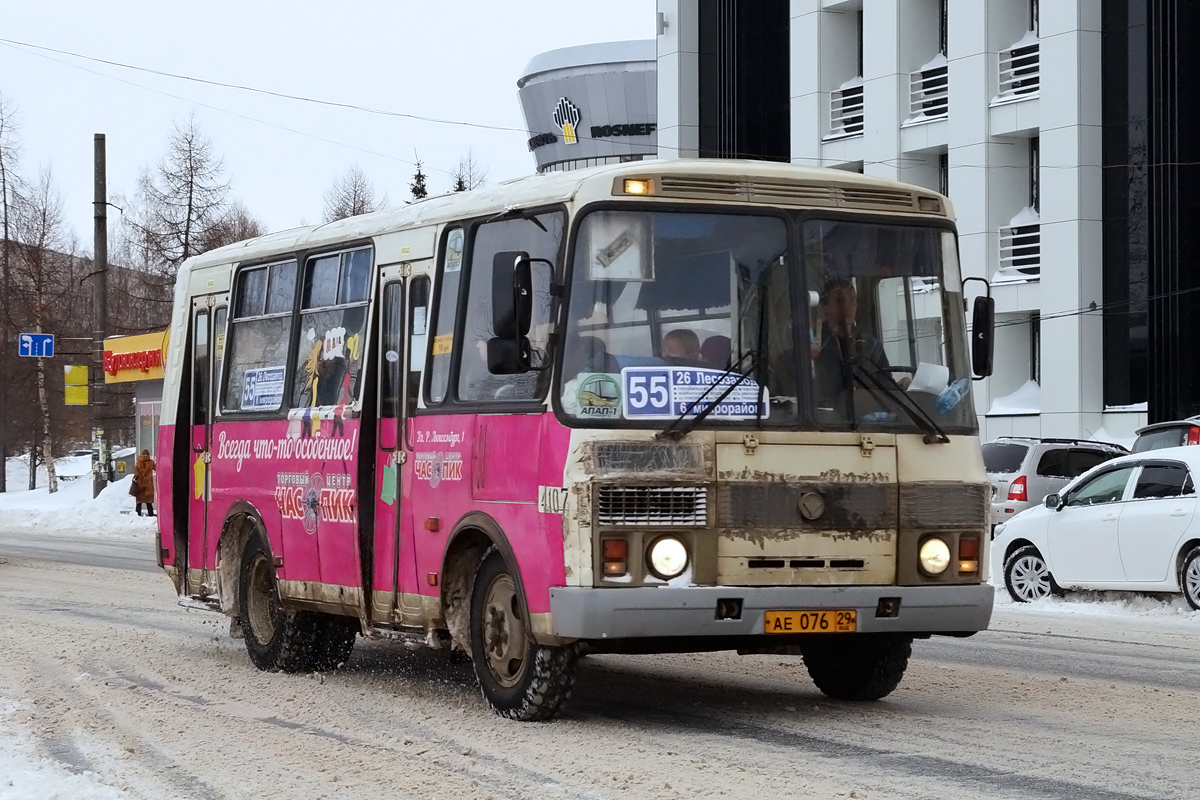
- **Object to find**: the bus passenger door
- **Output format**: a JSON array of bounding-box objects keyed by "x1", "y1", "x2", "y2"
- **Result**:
[
  {"x1": 373, "y1": 274, "x2": 427, "y2": 624},
  {"x1": 187, "y1": 298, "x2": 216, "y2": 596}
]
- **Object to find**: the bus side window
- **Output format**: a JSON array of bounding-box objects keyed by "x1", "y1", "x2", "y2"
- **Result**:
[
  {"x1": 408, "y1": 276, "x2": 430, "y2": 416},
  {"x1": 292, "y1": 247, "x2": 372, "y2": 408},
  {"x1": 380, "y1": 282, "x2": 404, "y2": 420},
  {"x1": 456, "y1": 211, "x2": 563, "y2": 403},
  {"x1": 192, "y1": 309, "x2": 210, "y2": 425},
  {"x1": 212, "y1": 306, "x2": 227, "y2": 416},
  {"x1": 427, "y1": 228, "x2": 464, "y2": 405},
  {"x1": 222, "y1": 260, "x2": 296, "y2": 413}
]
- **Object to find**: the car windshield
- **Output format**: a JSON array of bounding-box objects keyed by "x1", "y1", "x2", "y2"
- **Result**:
[{"x1": 983, "y1": 442, "x2": 1029, "y2": 474}]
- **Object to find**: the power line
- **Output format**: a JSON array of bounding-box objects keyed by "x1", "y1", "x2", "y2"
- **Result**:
[
  {"x1": 0, "y1": 38, "x2": 458, "y2": 176},
  {"x1": 11, "y1": 37, "x2": 1200, "y2": 172}
]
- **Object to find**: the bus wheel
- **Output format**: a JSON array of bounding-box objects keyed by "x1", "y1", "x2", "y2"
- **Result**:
[
  {"x1": 238, "y1": 537, "x2": 317, "y2": 673},
  {"x1": 469, "y1": 549, "x2": 578, "y2": 721},
  {"x1": 311, "y1": 615, "x2": 358, "y2": 671},
  {"x1": 800, "y1": 634, "x2": 912, "y2": 701}
]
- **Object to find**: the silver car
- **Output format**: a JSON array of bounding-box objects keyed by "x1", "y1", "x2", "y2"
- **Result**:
[{"x1": 983, "y1": 437, "x2": 1127, "y2": 532}]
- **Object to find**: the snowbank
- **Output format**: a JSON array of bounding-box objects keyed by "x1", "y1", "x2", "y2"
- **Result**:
[
  {"x1": 0, "y1": 457, "x2": 156, "y2": 540},
  {"x1": 991, "y1": 583, "x2": 1199, "y2": 622}
]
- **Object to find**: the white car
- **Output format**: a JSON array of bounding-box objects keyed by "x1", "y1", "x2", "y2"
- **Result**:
[{"x1": 991, "y1": 445, "x2": 1200, "y2": 609}]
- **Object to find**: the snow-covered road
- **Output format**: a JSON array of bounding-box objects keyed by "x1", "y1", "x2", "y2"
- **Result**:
[
  {"x1": 1, "y1": 467, "x2": 1198, "y2": 799},
  {"x1": 0, "y1": 545, "x2": 1196, "y2": 800}
]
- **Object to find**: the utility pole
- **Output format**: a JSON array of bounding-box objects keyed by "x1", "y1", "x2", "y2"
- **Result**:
[{"x1": 92, "y1": 134, "x2": 108, "y2": 499}]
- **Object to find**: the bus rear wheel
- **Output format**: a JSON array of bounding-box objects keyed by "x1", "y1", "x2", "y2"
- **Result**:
[
  {"x1": 468, "y1": 549, "x2": 578, "y2": 721},
  {"x1": 800, "y1": 633, "x2": 912, "y2": 701},
  {"x1": 239, "y1": 537, "x2": 319, "y2": 673}
]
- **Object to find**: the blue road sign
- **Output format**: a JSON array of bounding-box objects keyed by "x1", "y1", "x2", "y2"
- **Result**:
[{"x1": 18, "y1": 333, "x2": 54, "y2": 358}]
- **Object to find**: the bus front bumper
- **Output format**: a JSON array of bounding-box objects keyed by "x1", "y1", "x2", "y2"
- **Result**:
[{"x1": 548, "y1": 584, "x2": 994, "y2": 640}]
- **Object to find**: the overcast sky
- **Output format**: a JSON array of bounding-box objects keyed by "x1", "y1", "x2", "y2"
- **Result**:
[{"x1": 0, "y1": 1, "x2": 655, "y2": 252}]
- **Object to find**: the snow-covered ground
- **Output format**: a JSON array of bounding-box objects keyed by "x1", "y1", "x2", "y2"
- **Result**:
[
  {"x1": 993, "y1": 582, "x2": 1199, "y2": 621},
  {"x1": 1, "y1": 458, "x2": 158, "y2": 798},
  {"x1": 0, "y1": 456, "x2": 156, "y2": 540},
  {"x1": 0, "y1": 698, "x2": 129, "y2": 800}
]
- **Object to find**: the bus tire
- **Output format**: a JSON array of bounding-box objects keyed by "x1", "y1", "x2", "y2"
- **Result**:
[
  {"x1": 800, "y1": 633, "x2": 912, "y2": 701},
  {"x1": 311, "y1": 615, "x2": 358, "y2": 671},
  {"x1": 468, "y1": 549, "x2": 578, "y2": 721},
  {"x1": 238, "y1": 536, "x2": 318, "y2": 673}
]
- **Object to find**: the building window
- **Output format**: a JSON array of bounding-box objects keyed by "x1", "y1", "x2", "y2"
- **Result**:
[
  {"x1": 939, "y1": 0, "x2": 948, "y2": 55},
  {"x1": 1030, "y1": 313, "x2": 1041, "y2": 383},
  {"x1": 856, "y1": 10, "x2": 864, "y2": 76},
  {"x1": 1029, "y1": 137, "x2": 1040, "y2": 212},
  {"x1": 938, "y1": 152, "x2": 949, "y2": 196},
  {"x1": 1030, "y1": 0, "x2": 1039, "y2": 35}
]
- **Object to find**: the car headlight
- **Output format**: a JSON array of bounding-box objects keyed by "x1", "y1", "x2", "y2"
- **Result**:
[
  {"x1": 919, "y1": 537, "x2": 951, "y2": 576},
  {"x1": 647, "y1": 536, "x2": 688, "y2": 579}
]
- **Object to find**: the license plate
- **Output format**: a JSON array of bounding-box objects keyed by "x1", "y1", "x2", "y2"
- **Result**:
[{"x1": 764, "y1": 609, "x2": 857, "y2": 634}]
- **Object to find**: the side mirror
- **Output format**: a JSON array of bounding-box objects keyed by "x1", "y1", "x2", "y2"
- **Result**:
[
  {"x1": 1044, "y1": 493, "x2": 1061, "y2": 510},
  {"x1": 971, "y1": 295, "x2": 995, "y2": 378},
  {"x1": 491, "y1": 251, "x2": 532, "y2": 339},
  {"x1": 487, "y1": 337, "x2": 531, "y2": 374}
]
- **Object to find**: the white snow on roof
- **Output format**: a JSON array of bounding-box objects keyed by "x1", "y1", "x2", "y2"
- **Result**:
[{"x1": 986, "y1": 379, "x2": 1041, "y2": 416}]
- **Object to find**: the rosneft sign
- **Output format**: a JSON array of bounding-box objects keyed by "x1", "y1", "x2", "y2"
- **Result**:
[
  {"x1": 553, "y1": 97, "x2": 582, "y2": 144},
  {"x1": 590, "y1": 122, "x2": 657, "y2": 139},
  {"x1": 529, "y1": 96, "x2": 656, "y2": 152}
]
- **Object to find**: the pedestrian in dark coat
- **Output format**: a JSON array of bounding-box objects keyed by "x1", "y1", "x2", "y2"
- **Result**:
[{"x1": 133, "y1": 449, "x2": 157, "y2": 517}]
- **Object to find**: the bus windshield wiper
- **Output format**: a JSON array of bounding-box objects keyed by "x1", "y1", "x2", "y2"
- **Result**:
[
  {"x1": 657, "y1": 352, "x2": 760, "y2": 441},
  {"x1": 658, "y1": 257, "x2": 774, "y2": 442},
  {"x1": 847, "y1": 360, "x2": 949, "y2": 445}
]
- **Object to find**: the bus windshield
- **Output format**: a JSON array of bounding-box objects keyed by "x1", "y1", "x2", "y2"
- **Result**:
[
  {"x1": 559, "y1": 209, "x2": 798, "y2": 426},
  {"x1": 804, "y1": 218, "x2": 975, "y2": 434},
  {"x1": 557, "y1": 209, "x2": 974, "y2": 434}
]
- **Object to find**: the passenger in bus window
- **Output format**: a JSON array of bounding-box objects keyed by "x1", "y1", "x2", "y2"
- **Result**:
[
  {"x1": 661, "y1": 328, "x2": 701, "y2": 361},
  {"x1": 700, "y1": 335, "x2": 731, "y2": 368}
]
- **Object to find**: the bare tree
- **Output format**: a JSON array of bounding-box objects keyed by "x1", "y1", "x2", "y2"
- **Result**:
[
  {"x1": 196, "y1": 200, "x2": 267, "y2": 252},
  {"x1": 450, "y1": 149, "x2": 489, "y2": 192},
  {"x1": 114, "y1": 115, "x2": 259, "y2": 334},
  {"x1": 0, "y1": 92, "x2": 25, "y2": 492},
  {"x1": 9, "y1": 168, "x2": 80, "y2": 493},
  {"x1": 323, "y1": 164, "x2": 386, "y2": 222},
  {"x1": 130, "y1": 114, "x2": 231, "y2": 278}
]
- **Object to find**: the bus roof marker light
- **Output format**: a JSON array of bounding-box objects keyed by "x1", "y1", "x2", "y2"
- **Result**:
[{"x1": 623, "y1": 179, "x2": 652, "y2": 196}]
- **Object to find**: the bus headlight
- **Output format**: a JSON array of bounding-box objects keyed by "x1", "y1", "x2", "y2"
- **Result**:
[
  {"x1": 919, "y1": 537, "x2": 951, "y2": 576},
  {"x1": 647, "y1": 537, "x2": 688, "y2": 579}
]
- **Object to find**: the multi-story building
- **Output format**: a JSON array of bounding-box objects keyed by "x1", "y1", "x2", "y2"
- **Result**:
[{"x1": 654, "y1": 0, "x2": 1200, "y2": 444}]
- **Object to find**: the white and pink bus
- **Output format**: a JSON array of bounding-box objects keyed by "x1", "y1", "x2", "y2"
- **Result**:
[{"x1": 157, "y1": 159, "x2": 996, "y2": 720}]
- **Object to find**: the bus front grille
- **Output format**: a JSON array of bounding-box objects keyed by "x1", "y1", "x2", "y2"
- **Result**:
[{"x1": 596, "y1": 485, "x2": 708, "y2": 527}]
